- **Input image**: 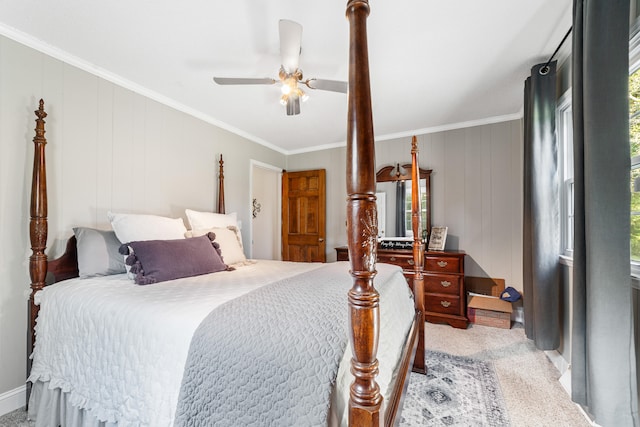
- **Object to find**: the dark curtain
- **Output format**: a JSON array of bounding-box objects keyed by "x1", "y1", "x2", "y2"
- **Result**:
[
  {"x1": 571, "y1": 1, "x2": 638, "y2": 425},
  {"x1": 395, "y1": 181, "x2": 406, "y2": 236},
  {"x1": 523, "y1": 61, "x2": 560, "y2": 350}
]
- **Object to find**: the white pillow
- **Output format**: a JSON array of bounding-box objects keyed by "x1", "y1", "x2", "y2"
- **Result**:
[
  {"x1": 185, "y1": 209, "x2": 243, "y2": 246},
  {"x1": 107, "y1": 211, "x2": 187, "y2": 243},
  {"x1": 185, "y1": 209, "x2": 239, "y2": 229},
  {"x1": 185, "y1": 226, "x2": 251, "y2": 267}
]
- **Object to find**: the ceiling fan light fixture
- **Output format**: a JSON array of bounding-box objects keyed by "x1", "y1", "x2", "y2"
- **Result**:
[
  {"x1": 212, "y1": 20, "x2": 346, "y2": 116},
  {"x1": 296, "y1": 88, "x2": 308, "y2": 102},
  {"x1": 283, "y1": 75, "x2": 299, "y2": 95}
]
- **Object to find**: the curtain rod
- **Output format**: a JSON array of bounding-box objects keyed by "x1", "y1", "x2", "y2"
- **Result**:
[{"x1": 540, "y1": 26, "x2": 573, "y2": 75}]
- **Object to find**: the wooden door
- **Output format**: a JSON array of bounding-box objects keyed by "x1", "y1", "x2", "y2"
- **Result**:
[{"x1": 282, "y1": 169, "x2": 326, "y2": 262}]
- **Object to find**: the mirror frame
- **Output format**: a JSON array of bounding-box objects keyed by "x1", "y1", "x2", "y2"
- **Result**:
[{"x1": 375, "y1": 163, "x2": 432, "y2": 239}]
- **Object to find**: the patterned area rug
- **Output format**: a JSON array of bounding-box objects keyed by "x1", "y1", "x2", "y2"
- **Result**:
[{"x1": 399, "y1": 350, "x2": 511, "y2": 426}]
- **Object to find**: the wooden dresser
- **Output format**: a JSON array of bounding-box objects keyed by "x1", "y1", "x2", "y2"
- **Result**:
[
  {"x1": 335, "y1": 246, "x2": 467, "y2": 329},
  {"x1": 423, "y1": 251, "x2": 467, "y2": 329}
]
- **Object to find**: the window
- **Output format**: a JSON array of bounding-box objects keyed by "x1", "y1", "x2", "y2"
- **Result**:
[
  {"x1": 563, "y1": 64, "x2": 640, "y2": 265},
  {"x1": 403, "y1": 180, "x2": 428, "y2": 239},
  {"x1": 558, "y1": 24, "x2": 640, "y2": 268},
  {"x1": 630, "y1": 68, "x2": 640, "y2": 263},
  {"x1": 630, "y1": 22, "x2": 640, "y2": 273},
  {"x1": 557, "y1": 92, "x2": 574, "y2": 257}
]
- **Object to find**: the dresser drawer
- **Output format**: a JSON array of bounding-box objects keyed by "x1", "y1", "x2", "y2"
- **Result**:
[
  {"x1": 377, "y1": 253, "x2": 416, "y2": 270},
  {"x1": 424, "y1": 274, "x2": 461, "y2": 295},
  {"x1": 425, "y1": 256, "x2": 462, "y2": 273},
  {"x1": 425, "y1": 294, "x2": 461, "y2": 315}
]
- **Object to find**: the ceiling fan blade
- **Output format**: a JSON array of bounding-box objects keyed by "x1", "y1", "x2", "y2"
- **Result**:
[
  {"x1": 304, "y1": 78, "x2": 348, "y2": 94},
  {"x1": 285, "y1": 96, "x2": 301, "y2": 116},
  {"x1": 213, "y1": 77, "x2": 276, "y2": 85},
  {"x1": 279, "y1": 19, "x2": 302, "y2": 73}
]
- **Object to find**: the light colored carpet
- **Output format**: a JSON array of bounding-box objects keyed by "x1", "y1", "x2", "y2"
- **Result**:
[
  {"x1": 424, "y1": 321, "x2": 593, "y2": 427},
  {"x1": 0, "y1": 322, "x2": 592, "y2": 426},
  {"x1": 0, "y1": 407, "x2": 30, "y2": 427}
]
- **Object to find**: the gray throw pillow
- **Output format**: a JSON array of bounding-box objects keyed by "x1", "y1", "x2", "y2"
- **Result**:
[{"x1": 73, "y1": 227, "x2": 127, "y2": 278}]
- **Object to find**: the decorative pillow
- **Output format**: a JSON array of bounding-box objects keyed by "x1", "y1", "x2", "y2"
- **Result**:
[
  {"x1": 185, "y1": 209, "x2": 238, "y2": 230},
  {"x1": 107, "y1": 211, "x2": 187, "y2": 243},
  {"x1": 184, "y1": 209, "x2": 244, "y2": 246},
  {"x1": 73, "y1": 227, "x2": 126, "y2": 278},
  {"x1": 185, "y1": 226, "x2": 250, "y2": 267},
  {"x1": 119, "y1": 234, "x2": 229, "y2": 285}
]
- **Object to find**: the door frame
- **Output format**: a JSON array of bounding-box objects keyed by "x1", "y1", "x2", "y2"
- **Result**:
[{"x1": 249, "y1": 159, "x2": 283, "y2": 259}]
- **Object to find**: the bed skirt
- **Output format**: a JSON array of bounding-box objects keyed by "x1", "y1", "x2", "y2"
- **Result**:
[
  {"x1": 29, "y1": 363, "x2": 402, "y2": 427},
  {"x1": 28, "y1": 380, "x2": 116, "y2": 427},
  {"x1": 28, "y1": 379, "x2": 353, "y2": 427}
]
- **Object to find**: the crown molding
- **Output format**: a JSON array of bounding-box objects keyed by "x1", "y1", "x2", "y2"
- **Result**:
[{"x1": 0, "y1": 23, "x2": 289, "y2": 156}]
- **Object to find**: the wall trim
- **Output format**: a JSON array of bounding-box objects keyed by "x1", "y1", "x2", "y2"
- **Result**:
[
  {"x1": 288, "y1": 112, "x2": 524, "y2": 155},
  {"x1": 0, "y1": 385, "x2": 26, "y2": 416},
  {"x1": 0, "y1": 23, "x2": 524, "y2": 158},
  {"x1": 0, "y1": 23, "x2": 288, "y2": 156},
  {"x1": 559, "y1": 254, "x2": 573, "y2": 267},
  {"x1": 373, "y1": 112, "x2": 524, "y2": 143},
  {"x1": 544, "y1": 349, "x2": 570, "y2": 377},
  {"x1": 544, "y1": 350, "x2": 573, "y2": 397}
]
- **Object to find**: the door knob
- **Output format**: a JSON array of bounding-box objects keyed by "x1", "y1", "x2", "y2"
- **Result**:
[{"x1": 318, "y1": 238, "x2": 324, "y2": 242}]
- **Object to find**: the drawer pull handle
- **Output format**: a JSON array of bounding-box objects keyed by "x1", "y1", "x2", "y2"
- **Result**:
[
  {"x1": 408, "y1": 259, "x2": 414, "y2": 265},
  {"x1": 440, "y1": 301, "x2": 451, "y2": 308},
  {"x1": 441, "y1": 280, "x2": 451, "y2": 287},
  {"x1": 437, "y1": 261, "x2": 448, "y2": 268},
  {"x1": 389, "y1": 256, "x2": 396, "y2": 261}
]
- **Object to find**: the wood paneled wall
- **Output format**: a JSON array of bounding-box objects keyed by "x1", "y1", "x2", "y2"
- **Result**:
[
  {"x1": 288, "y1": 120, "x2": 523, "y2": 290},
  {"x1": 0, "y1": 34, "x2": 285, "y2": 402}
]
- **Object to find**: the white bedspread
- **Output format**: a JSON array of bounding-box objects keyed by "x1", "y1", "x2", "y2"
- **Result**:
[{"x1": 28, "y1": 260, "x2": 415, "y2": 427}]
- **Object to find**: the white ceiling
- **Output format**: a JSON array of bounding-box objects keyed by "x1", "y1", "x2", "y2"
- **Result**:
[{"x1": 0, "y1": 0, "x2": 572, "y2": 154}]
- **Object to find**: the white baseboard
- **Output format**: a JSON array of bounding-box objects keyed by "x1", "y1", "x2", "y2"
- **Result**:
[
  {"x1": 544, "y1": 349, "x2": 572, "y2": 397},
  {"x1": 544, "y1": 349, "x2": 570, "y2": 376},
  {"x1": 0, "y1": 385, "x2": 26, "y2": 416},
  {"x1": 513, "y1": 306, "x2": 524, "y2": 324},
  {"x1": 542, "y1": 352, "x2": 599, "y2": 425},
  {"x1": 558, "y1": 365, "x2": 572, "y2": 395}
]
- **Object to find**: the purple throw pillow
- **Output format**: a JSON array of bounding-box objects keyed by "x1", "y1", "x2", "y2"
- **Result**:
[{"x1": 120, "y1": 234, "x2": 229, "y2": 285}]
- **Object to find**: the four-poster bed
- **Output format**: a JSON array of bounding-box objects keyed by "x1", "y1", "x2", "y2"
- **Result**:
[{"x1": 26, "y1": 1, "x2": 427, "y2": 426}]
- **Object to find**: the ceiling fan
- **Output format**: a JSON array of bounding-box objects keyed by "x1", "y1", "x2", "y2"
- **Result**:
[{"x1": 213, "y1": 19, "x2": 347, "y2": 116}]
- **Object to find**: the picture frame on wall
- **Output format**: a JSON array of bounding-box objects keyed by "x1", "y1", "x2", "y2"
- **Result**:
[{"x1": 428, "y1": 226, "x2": 448, "y2": 251}]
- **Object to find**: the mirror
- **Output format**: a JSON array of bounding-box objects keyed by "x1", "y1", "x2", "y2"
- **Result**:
[{"x1": 375, "y1": 163, "x2": 431, "y2": 240}]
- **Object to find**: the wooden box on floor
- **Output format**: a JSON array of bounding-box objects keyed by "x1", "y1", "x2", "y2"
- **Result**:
[{"x1": 467, "y1": 294, "x2": 512, "y2": 329}]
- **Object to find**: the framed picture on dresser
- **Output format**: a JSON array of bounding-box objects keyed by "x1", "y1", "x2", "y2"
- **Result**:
[{"x1": 428, "y1": 226, "x2": 448, "y2": 251}]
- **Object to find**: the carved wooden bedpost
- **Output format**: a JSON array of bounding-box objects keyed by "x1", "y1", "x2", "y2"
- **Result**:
[
  {"x1": 410, "y1": 136, "x2": 426, "y2": 374},
  {"x1": 217, "y1": 154, "x2": 225, "y2": 214},
  {"x1": 28, "y1": 100, "x2": 48, "y2": 360},
  {"x1": 345, "y1": 1, "x2": 382, "y2": 424}
]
